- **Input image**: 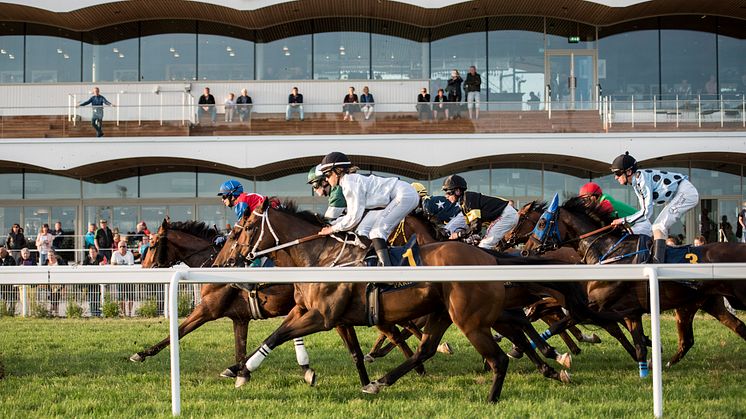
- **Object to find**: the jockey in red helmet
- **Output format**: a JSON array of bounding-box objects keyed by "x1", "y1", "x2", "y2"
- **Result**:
[{"x1": 578, "y1": 181, "x2": 652, "y2": 237}]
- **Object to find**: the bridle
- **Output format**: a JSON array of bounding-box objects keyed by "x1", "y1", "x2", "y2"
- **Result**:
[
  {"x1": 499, "y1": 204, "x2": 541, "y2": 251},
  {"x1": 152, "y1": 228, "x2": 220, "y2": 268}
]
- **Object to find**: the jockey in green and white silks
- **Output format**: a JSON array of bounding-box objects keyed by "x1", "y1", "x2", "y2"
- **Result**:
[{"x1": 307, "y1": 165, "x2": 346, "y2": 221}]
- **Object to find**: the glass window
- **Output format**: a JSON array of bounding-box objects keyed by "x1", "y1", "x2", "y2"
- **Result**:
[
  {"x1": 140, "y1": 206, "x2": 168, "y2": 233},
  {"x1": 256, "y1": 22, "x2": 312, "y2": 80},
  {"x1": 83, "y1": 23, "x2": 139, "y2": 82},
  {"x1": 591, "y1": 173, "x2": 636, "y2": 207},
  {"x1": 112, "y1": 206, "x2": 138, "y2": 237},
  {"x1": 598, "y1": 19, "x2": 659, "y2": 98},
  {"x1": 717, "y1": 17, "x2": 746, "y2": 96},
  {"x1": 432, "y1": 169, "x2": 490, "y2": 196},
  {"x1": 546, "y1": 18, "x2": 596, "y2": 50},
  {"x1": 488, "y1": 17, "x2": 545, "y2": 102},
  {"x1": 83, "y1": 175, "x2": 138, "y2": 199},
  {"x1": 430, "y1": 20, "x2": 487, "y2": 97},
  {"x1": 314, "y1": 19, "x2": 370, "y2": 80},
  {"x1": 255, "y1": 173, "x2": 310, "y2": 198},
  {"x1": 660, "y1": 16, "x2": 717, "y2": 98},
  {"x1": 140, "y1": 20, "x2": 196, "y2": 81},
  {"x1": 492, "y1": 167, "x2": 542, "y2": 201},
  {"x1": 26, "y1": 24, "x2": 81, "y2": 83},
  {"x1": 24, "y1": 206, "x2": 51, "y2": 242},
  {"x1": 543, "y1": 166, "x2": 587, "y2": 202},
  {"x1": 198, "y1": 204, "x2": 231, "y2": 233},
  {"x1": 51, "y1": 206, "x2": 77, "y2": 234},
  {"x1": 691, "y1": 166, "x2": 741, "y2": 197},
  {"x1": 85, "y1": 206, "x2": 113, "y2": 227},
  {"x1": 140, "y1": 171, "x2": 196, "y2": 198},
  {"x1": 371, "y1": 21, "x2": 428, "y2": 80},
  {"x1": 0, "y1": 207, "x2": 21, "y2": 238},
  {"x1": 197, "y1": 172, "x2": 252, "y2": 197},
  {"x1": 24, "y1": 173, "x2": 80, "y2": 199},
  {"x1": 169, "y1": 205, "x2": 195, "y2": 222},
  {"x1": 0, "y1": 172, "x2": 23, "y2": 199},
  {"x1": 197, "y1": 22, "x2": 254, "y2": 81},
  {"x1": 0, "y1": 22, "x2": 24, "y2": 83}
]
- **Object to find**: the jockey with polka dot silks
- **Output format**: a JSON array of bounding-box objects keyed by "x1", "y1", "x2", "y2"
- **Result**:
[
  {"x1": 412, "y1": 182, "x2": 467, "y2": 238},
  {"x1": 317, "y1": 152, "x2": 419, "y2": 267},
  {"x1": 610, "y1": 152, "x2": 699, "y2": 263},
  {"x1": 215, "y1": 179, "x2": 272, "y2": 246},
  {"x1": 442, "y1": 174, "x2": 518, "y2": 250},
  {"x1": 307, "y1": 165, "x2": 346, "y2": 221},
  {"x1": 579, "y1": 181, "x2": 653, "y2": 237}
]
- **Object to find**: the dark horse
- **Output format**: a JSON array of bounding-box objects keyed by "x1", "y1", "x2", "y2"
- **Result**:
[
  {"x1": 214, "y1": 200, "x2": 595, "y2": 402},
  {"x1": 133, "y1": 219, "x2": 317, "y2": 385},
  {"x1": 522, "y1": 196, "x2": 746, "y2": 369}
]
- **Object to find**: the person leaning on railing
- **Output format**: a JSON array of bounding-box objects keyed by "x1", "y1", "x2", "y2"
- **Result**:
[
  {"x1": 286, "y1": 87, "x2": 304, "y2": 121},
  {"x1": 416, "y1": 87, "x2": 431, "y2": 121},
  {"x1": 78, "y1": 86, "x2": 115, "y2": 138},
  {"x1": 236, "y1": 88, "x2": 253, "y2": 122},
  {"x1": 5, "y1": 223, "x2": 26, "y2": 259},
  {"x1": 197, "y1": 87, "x2": 217, "y2": 125}
]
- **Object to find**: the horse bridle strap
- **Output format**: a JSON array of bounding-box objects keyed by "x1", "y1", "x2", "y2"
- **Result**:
[{"x1": 248, "y1": 233, "x2": 323, "y2": 260}]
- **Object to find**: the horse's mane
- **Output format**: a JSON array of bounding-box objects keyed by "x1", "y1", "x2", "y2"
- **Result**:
[
  {"x1": 529, "y1": 201, "x2": 548, "y2": 213},
  {"x1": 561, "y1": 196, "x2": 615, "y2": 227},
  {"x1": 274, "y1": 198, "x2": 325, "y2": 226},
  {"x1": 167, "y1": 221, "x2": 220, "y2": 241}
]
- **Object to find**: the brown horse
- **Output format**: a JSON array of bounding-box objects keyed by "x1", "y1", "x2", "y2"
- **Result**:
[
  {"x1": 134, "y1": 219, "x2": 316, "y2": 385},
  {"x1": 522, "y1": 197, "x2": 746, "y2": 369},
  {"x1": 213, "y1": 200, "x2": 582, "y2": 402}
]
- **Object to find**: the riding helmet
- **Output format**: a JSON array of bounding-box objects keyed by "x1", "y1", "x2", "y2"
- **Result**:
[
  {"x1": 411, "y1": 182, "x2": 428, "y2": 197},
  {"x1": 319, "y1": 152, "x2": 352, "y2": 173},
  {"x1": 610, "y1": 151, "x2": 637, "y2": 173},
  {"x1": 307, "y1": 165, "x2": 324, "y2": 184},
  {"x1": 442, "y1": 174, "x2": 468, "y2": 191},
  {"x1": 579, "y1": 182, "x2": 603, "y2": 197},
  {"x1": 217, "y1": 179, "x2": 243, "y2": 197}
]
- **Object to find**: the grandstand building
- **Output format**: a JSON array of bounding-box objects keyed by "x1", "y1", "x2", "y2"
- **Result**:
[{"x1": 0, "y1": 0, "x2": 745, "y2": 255}]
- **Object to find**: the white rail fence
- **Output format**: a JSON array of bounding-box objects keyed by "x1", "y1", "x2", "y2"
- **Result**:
[{"x1": 2, "y1": 263, "x2": 746, "y2": 418}]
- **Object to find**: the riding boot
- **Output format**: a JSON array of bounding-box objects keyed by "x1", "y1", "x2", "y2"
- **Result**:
[
  {"x1": 372, "y1": 238, "x2": 392, "y2": 267},
  {"x1": 651, "y1": 239, "x2": 667, "y2": 264}
]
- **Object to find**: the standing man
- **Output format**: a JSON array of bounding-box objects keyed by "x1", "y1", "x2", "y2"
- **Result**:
[
  {"x1": 236, "y1": 88, "x2": 253, "y2": 123},
  {"x1": 95, "y1": 219, "x2": 114, "y2": 261},
  {"x1": 464, "y1": 66, "x2": 482, "y2": 120},
  {"x1": 197, "y1": 87, "x2": 217, "y2": 124},
  {"x1": 286, "y1": 87, "x2": 304, "y2": 121},
  {"x1": 79, "y1": 87, "x2": 115, "y2": 137}
]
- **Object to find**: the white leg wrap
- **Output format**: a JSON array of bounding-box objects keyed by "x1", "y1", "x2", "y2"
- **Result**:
[
  {"x1": 246, "y1": 344, "x2": 272, "y2": 372},
  {"x1": 294, "y1": 338, "x2": 310, "y2": 366}
]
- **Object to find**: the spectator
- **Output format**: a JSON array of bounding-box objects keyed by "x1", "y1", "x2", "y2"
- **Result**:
[
  {"x1": 719, "y1": 215, "x2": 735, "y2": 243},
  {"x1": 44, "y1": 249, "x2": 67, "y2": 316},
  {"x1": 128, "y1": 221, "x2": 150, "y2": 247},
  {"x1": 51, "y1": 221, "x2": 70, "y2": 260},
  {"x1": 342, "y1": 86, "x2": 359, "y2": 121},
  {"x1": 0, "y1": 247, "x2": 17, "y2": 315},
  {"x1": 738, "y1": 204, "x2": 746, "y2": 243},
  {"x1": 666, "y1": 236, "x2": 680, "y2": 246},
  {"x1": 528, "y1": 91, "x2": 541, "y2": 110},
  {"x1": 78, "y1": 86, "x2": 114, "y2": 138},
  {"x1": 35, "y1": 223, "x2": 54, "y2": 266},
  {"x1": 16, "y1": 247, "x2": 36, "y2": 266},
  {"x1": 236, "y1": 88, "x2": 253, "y2": 122},
  {"x1": 464, "y1": 66, "x2": 482, "y2": 120},
  {"x1": 446, "y1": 69, "x2": 463, "y2": 119},
  {"x1": 224, "y1": 92, "x2": 236, "y2": 122},
  {"x1": 5, "y1": 223, "x2": 27, "y2": 259},
  {"x1": 83, "y1": 223, "x2": 96, "y2": 257},
  {"x1": 432, "y1": 88, "x2": 449, "y2": 121},
  {"x1": 286, "y1": 87, "x2": 304, "y2": 121},
  {"x1": 82, "y1": 246, "x2": 104, "y2": 317},
  {"x1": 95, "y1": 219, "x2": 114, "y2": 261},
  {"x1": 111, "y1": 240, "x2": 135, "y2": 316},
  {"x1": 693, "y1": 235, "x2": 706, "y2": 246},
  {"x1": 416, "y1": 87, "x2": 431, "y2": 121},
  {"x1": 136, "y1": 235, "x2": 150, "y2": 264},
  {"x1": 360, "y1": 86, "x2": 374, "y2": 120},
  {"x1": 112, "y1": 233, "x2": 122, "y2": 254},
  {"x1": 197, "y1": 87, "x2": 217, "y2": 125}
]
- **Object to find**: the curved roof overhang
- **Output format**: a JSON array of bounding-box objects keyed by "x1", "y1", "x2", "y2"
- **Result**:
[{"x1": 1, "y1": 0, "x2": 745, "y2": 32}]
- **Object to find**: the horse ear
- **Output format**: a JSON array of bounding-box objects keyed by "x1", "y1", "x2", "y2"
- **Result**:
[
  {"x1": 548, "y1": 193, "x2": 560, "y2": 213},
  {"x1": 161, "y1": 218, "x2": 169, "y2": 229},
  {"x1": 262, "y1": 197, "x2": 271, "y2": 211}
]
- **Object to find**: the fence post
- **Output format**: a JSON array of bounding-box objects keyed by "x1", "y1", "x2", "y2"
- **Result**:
[
  {"x1": 138, "y1": 93, "x2": 142, "y2": 126},
  {"x1": 631, "y1": 96, "x2": 635, "y2": 128},
  {"x1": 644, "y1": 266, "x2": 663, "y2": 419},
  {"x1": 164, "y1": 283, "x2": 169, "y2": 319},
  {"x1": 67, "y1": 94, "x2": 72, "y2": 122},
  {"x1": 698, "y1": 95, "x2": 702, "y2": 128},
  {"x1": 675, "y1": 95, "x2": 679, "y2": 128},
  {"x1": 160, "y1": 94, "x2": 164, "y2": 126},
  {"x1": 20, "y1": 284, "x2": 28, "y2": 317},
  {"x1": 116, "y1": 93, "x2": 120, "y2": 127},
  {"x1": 100, "y1": 284, "x2": 106, "y2": 314},
  {"x1": 169, "y1": 269, "x2": 187, "y2": 416},
  {"x1": 73, "y1": 94, "x2": 77, "y2": 126},
  {"x1": 720, "y1": 95, "x2": 724, "y2": 128},
  {"x1": 653, "y1": 95, "x2": 657, "y2": 128}
]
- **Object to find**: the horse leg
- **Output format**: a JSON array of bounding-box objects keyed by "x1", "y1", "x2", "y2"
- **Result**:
[
  {"x1": 335, "y1": 325, "x2": 370, "y2": 386},
  {"x1": 557, "y1": 329, "x2": 582, "y2": 355},
  {"x1": 624, "y1": 316, "x2": 650, "y2": 378},
  {"x1": 365, "y1": 324, "x2": 414, "y2": 362},
  {"x1": 494, "y1": 323, "x2": 569, "y2": 384},
  {"x1": 567, "y1": 325, "x2": 601, "y2": 344},
  {"x1": 130, "y1": 303, "x2": 215, "y2": 362},
  {"x1": 293, "y1": 338, "x2": 316, "y2": 386},
  {"x1": 667, "y1": 306, "x2": 696, "y2": 368},
  {"x1": 220, "y1": 318, "x2": 250, "y2": 378},
  {"x1": 512, "y1": 313, "x2": 571, "y2": 369},
  {"x1": 377, "y1": 323, "x2": 427, "y2": 376},
  {"x1": 362, "y1": 311, "x2": 452, "y2": 395},
  {"x1": 461, "y1": 325, "x2": 511, "y2": 403}
]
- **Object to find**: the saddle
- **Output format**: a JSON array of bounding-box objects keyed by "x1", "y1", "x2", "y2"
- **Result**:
[{"x1": 366, "y1": 234, "x2": 422, "y2": 326}]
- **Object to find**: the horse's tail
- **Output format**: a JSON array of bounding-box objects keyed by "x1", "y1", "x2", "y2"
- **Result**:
[{"x1": 524, "y1": 281, "x2": 633, "y2": 325}]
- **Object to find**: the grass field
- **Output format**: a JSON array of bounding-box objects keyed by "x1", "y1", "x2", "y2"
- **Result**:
[{"x1": 1, "y1": 313, "x2": 745, "y2": 418}]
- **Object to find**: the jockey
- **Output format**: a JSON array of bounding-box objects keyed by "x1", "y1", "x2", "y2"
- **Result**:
[
  {"x1": 442, "y1": 174, "x2": 518, "y2": 250},
  {"x1": 412, "y1": 182, "x2": 467, "y2": 238},
  {"x1": 610, "y1": 152, "x2": 699, "y2": 263},
  {"x1": 578, "y1": 182, "x2": 652, "y2": 237},
  {"x1": 307, "y1": 165, "x2": 346, "y2": 221},
  {"x1": 317, "y1": 152, "x2": 419, "y2": 266},
  {"x1": 215, "y1": 179, "x2": 270, "y2": 246}
]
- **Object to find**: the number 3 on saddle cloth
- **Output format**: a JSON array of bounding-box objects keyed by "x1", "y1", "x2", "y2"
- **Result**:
[
  {"x1": 602, "y1": 235, "x2": 703, "y2": 265},
  {"x1": 366, "y1": 234, "x2": 422, "y2": 326}
]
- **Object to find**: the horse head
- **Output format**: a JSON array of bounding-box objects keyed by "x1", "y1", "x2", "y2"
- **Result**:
[
  {"x1": 523, "y1": 194, "x2": 565, "y2": 256},
  {"x1": 145, "y1": 218, "x2": 220, "y2": 268},
  {"x1": 498, "y1": 201, "x2": 546, "y2": 251}
]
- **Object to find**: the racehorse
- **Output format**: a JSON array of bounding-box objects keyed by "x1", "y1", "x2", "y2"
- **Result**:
[
  {"x1": 522, "y1": 196, "x2": 746, "y2": 369},
  {"x1": 214, "y1": 200, "x2": 588, "y2": 402},
  {"x1": 133, "y1": 219, "x2": 317, "y2": 385}
]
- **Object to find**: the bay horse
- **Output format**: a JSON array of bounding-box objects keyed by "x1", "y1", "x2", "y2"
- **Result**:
[
  {"x1": 134, "y1": 219, "x2": 317, "y2": 385},
  {"x1": 214, "y1": 200, "x2": 590, "y2": 402},
  {"x1": 522, "y1": 196, "x2": 746, "y2": 369}
]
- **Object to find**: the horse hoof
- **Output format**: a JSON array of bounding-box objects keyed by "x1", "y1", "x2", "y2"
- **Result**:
[
  {"x1": 364, "y1": 354, "x2": 376, "y2": 363},
  {"x1": 361, "y1": 382, "x2": 381, "y2": 395},
  {"x1": 129, "y1": 353, "x2": 144, "y2": 363},
  {"x1": 304, "y1": 368, "x2": 317, "y2": 387},
  {"x1": 220, "y1": 368, "x2": 237, "y2": 378},
  {"x1": 493, "y1": 334, "x2": 504, "y2": 343},
  {"x1": 437, "y1": 342, "x2": 454, "y2": 355},
  {"x1": 556, "y1": 353, "x2": 572, "y2": 369},
  {"x1": 235, "y1": 370, "x2": 251, "y2": 388},
  {"x1": 507, "y1": 348, "x2": 523, "y2": 359},
  {"x1": 560, "y1": 370, "x2": 572, "y2": 384}
]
